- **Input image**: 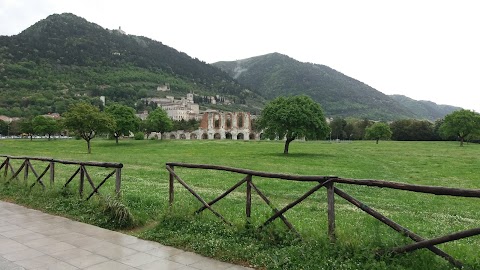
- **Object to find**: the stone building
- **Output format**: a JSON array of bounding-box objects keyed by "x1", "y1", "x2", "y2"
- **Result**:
[
  {"x1": 142, "y1": 93, "x2": 200, "y2": 121},
  {"x1": 159, "y1": 111, "x2": 261, "y2": 140}
]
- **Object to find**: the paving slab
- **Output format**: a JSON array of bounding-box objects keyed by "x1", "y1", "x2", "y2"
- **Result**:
[{"x1": 0, "y1": 201, "x2": 254, "y2": 270}]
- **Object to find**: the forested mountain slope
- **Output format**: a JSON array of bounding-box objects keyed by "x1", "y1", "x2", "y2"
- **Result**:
[
  {"x1": 0, "y1": 13, "x2": 263, "y2": 117},
  {"x1": 389, "y1": 95, "x2": 461, "y2": 121},
  {"x1": 214, "y1": 53, "x2": 459, "y2": 121}
]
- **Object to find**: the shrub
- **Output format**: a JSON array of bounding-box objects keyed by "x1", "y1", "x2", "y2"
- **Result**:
[
  {"x1": 101, "y1": 195, "x2": 135, "y2": 229},
  {"x1": 134, "y1": 132, "x2": 144, "y2": 140}
]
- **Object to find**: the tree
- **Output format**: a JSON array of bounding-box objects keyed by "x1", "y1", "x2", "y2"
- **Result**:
[
  {"x1": 8, "y1": 120, "x2": 21, "y2": 136},
  {"x1": 172, "y1": 119, "x2": 199, "y2": 132},
  {"x1": 32, "y1": 116, "x2": 60, "y2": 140},
  {"x1": 19, "y1": 118, "x2": 34, "y2": 140},
  {"x1": 144, "y1": 108, "x2": 173, "y2": 138},
  {"x1": 258, "y1": 95, "x2": 330, "y2": 154},
  {"x1": 63, "y1": 102, "x2": 115, "y2": 153},
  {"x1": 440, "y1": 109, "x2": 480, "y2": 146},
  {"x1": 105, "y1": 104, "x2": 139, "y2": 144},
  {"x1": 0, "y1": 120, "x2": 8, "y2": 136},
  {"x1": 390, "y1": 119, "x2": 434, "y2": 141},
  {"x1": 329, "y1": 117, "x2": 347, "y2": 140},
  {"x1": 365, "y1": 122, "x2": 392, "y2": 144}
]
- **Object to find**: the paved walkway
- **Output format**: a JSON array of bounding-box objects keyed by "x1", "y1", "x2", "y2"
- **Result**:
[{"x1": 0, "y1": 201, "x2": 252, "y2": 270}]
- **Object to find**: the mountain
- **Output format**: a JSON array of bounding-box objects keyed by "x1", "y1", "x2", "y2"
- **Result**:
[
  {"x1": 0, "y1": 13, "x2": 264, "y2": 117},
  {"x1": 213, "y1": 53, "x2": 458, "y2": 121},
  {"x1": 389, "y1": 95, "x2": 461, "y2": 121}
]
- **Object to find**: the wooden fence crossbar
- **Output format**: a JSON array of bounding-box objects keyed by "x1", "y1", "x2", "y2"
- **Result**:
[
  {"x1": 166, "y1": 165, "x2": 232, "y2": 226},
  {"x1": 389, "y1": 227, "x2": 480, "y2": 255},
  {"x1": 86, "y1": 169, "x2": 116, "y2": 201},
  {"x1": 29, "y1": 163, "x2": 50, "y2": 189},
  {"x1": 7, "y1": 162, "x2": 19, "y2": 181},
  {"x1": 64, "y1": 167, "x2": 81, "y2": 187},
  {"x1": 0, "y1": 155, "x2": 123, "y2": 168},
  {"x1": 166, "y1": 162, "x2": 333, "y2": 182},
  {"x1": 7, "y1": 160, "x2": 27, "y2": 183},
  {"x1": 195, "y1": 176, "x2": 248, "y2": 214},
  {"x1": 334, "y1": 178, "x2": 480, "y2": 198},
  {"x1": 1, "y1": 155, "x2": 122, "y2": 200},
  {"x1": 250, "y1": 181, "x2": 299, "y2": 236},
  {"x1": 259, "y1": 179, "x2": 333, "y2": 230},
  {"x1": 0, "y1": 159, "x2": 7, "y2": 172}
]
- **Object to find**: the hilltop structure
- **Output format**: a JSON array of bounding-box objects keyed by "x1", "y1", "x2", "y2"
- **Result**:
[{"x1": 141, "y1": 93, "x2": 200, "y2": 121}]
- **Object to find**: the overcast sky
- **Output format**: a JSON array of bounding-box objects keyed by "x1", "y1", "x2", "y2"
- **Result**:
[{"x1": 1, "y1": 0, "x2": 479, "y2": 112}]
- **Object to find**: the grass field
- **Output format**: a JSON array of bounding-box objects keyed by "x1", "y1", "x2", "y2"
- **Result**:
[{"x1": 0, "y1": 138, "x2": 479, "y2": 269}]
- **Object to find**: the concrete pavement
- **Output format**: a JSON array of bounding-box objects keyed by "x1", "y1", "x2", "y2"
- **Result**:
[{"x1": 0, "y1": 200, "x2": 253, "y2": 270}]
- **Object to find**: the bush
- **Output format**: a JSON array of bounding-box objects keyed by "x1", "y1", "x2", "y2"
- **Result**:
[
  {"x1": 134, "y1": 132, "x2": 144, "y2": 140},
  {"x1": 101, "y1": 195, "x2": 135, "y2": 229}
]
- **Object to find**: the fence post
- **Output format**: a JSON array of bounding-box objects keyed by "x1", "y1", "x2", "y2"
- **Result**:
[
  {"x1": 115, "y1": 167, "x2": 121, "y2": 195},
  {"x1": 169, "y1": 165, "x2": 174, "y2": 206},
  {"x1": 49, "y1": 161, "x2": 55, "y2": 186},
  {"x1": 24, "y1": 159, "x2": 29, "y2": 185},
  {"x1": 246, "y1": 175, "x2": 252, "y2": 226},
  {"x1": 326, "y1": 181, "x2": 336, "y2": 242},
  {"x1": 4, "y1": 158, "x2": 8, "y2": 178},
  {"x1": 79, "y1": 165, "x2": 84, "y2": 197}
]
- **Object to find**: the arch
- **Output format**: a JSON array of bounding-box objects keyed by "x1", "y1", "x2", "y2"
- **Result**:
[
  {"x1": 237, "y1": 133, "x2": 244, "y2": 140},
  {"x1": 214, "y1": 133, "x2": 221, "y2": 139},
  {"x1": 214, "y1": 113, "x2": 221, "y2": 129},
  {"x1": 237, "y1": 113, "x2": 244, "y2": 128},
  {"x1": 170, "y1": 134, "x2": 176, "y2": 139},
  {"x1": 225, "y1": 132, "x2": 232, "y2": 139},
  {"x1": 180, "y1": 134, "x2": 186, "y2": 140},
  {"x1": 190, "y1": 133, "x2": 197, "y2": 140},
  {"x1": 202, "y1": 133, "x2": 208, "y2": 140},
  {"x1": 226, "y1": 113, "x2": 232, "y2": 129},
  {"x1": 249, "y1": 133, "x2": 256, "y2": 140}
]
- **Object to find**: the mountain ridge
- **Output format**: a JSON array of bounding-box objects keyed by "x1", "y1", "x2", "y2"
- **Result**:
[
  {"x1": 0, "y1": 13, "x2": 461, "y2": 121},
  {"x1": 0, "y1": 13, "x2": 264, "y2": 117},
  {"x1": 213, "y1": 53, "x2": 460, "y2": 121}
]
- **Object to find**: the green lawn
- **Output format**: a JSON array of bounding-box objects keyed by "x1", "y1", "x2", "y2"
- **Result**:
[{"x1": 0, "y1": 138, "x2": 479, "y2": 269}]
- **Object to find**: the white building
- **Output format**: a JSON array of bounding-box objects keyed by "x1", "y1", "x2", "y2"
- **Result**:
[{"x1": 142, "y1": 93, "x2": 200, "y2": 121}]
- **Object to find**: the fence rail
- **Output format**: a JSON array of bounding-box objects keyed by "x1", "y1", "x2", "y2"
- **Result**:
[
  {"x1": 0, "y1": 155, "x2": 122, "y2": 200},
  {"x1": 166, "y1": 162, "x2": 480, "y2": 269}
]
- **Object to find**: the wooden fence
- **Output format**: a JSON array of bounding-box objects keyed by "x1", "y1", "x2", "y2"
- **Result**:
[
  {"x1": 166, "y1": 162, "x2": 480, "y2": 269},
  {"x1": 0, "y1": 155, "x2": 122, "y2": 200}
]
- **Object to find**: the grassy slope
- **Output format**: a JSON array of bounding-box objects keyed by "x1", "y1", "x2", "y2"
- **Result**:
[{"x1": 0, "y1": 139, "x2": 479, "y2": 269}]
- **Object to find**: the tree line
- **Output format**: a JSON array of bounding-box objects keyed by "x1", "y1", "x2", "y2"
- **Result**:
[
  {"x1": 1, "y1": 97, "x2": 479, "y2": 154},
  {"x1": 327, "y1": 109, "x2": 480, "y2": 145}
]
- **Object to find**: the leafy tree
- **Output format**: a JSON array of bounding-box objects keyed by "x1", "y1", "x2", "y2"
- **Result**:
[
  {"x1": 63, "y1": 102, "x2": 115, "y2": 153},
  {"x1": 19, "y1": 118, "x2": 34, "y2": 140},
  {"x1": 172, "y1": 119, "x2": 200, "y2": 132},
  {"x1": 365, "y1": 122, "x2": 392, "y2": 144},
  {"x1": 258, "y1": 95, "x2": 330, "y2": 154},
  {"x1": 105, "y1": 104, "x2": 139, "y2": 144},
  {"x1": 144, "y1": 108, "x2": 173, "y2": 139},
  {"x1": 348, "y1": 118, "x2": 373, "y2": 140},
  {"x1": 329, "y1": 117, "x2": 347, "y2": 140},
  {"x1": 32, "y1": 116, "x2": 61, "y2": 140},
  {"x1": 440, "y1": 109, "x2": 480, "y2": 146},
  {"x1": 8, "y1": 120, "x2": 21, "y2": 136},
  {"x1": 390, "y1": 119, "x2": 434, "y2": 141},
  {"x1": 0, "y1": 120, "x2": 8, "y2": 136}
]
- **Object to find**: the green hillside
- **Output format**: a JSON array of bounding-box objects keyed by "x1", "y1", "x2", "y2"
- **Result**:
[
  {"x1": 0, "y1": 13, "x2": 264, "y2": 117},
  {"x1": 214, "y1": 53, "x2": 459, "y2": 121},
  {"x1": 389, "y1": 95, "x2": 461, "y2": 121}
]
